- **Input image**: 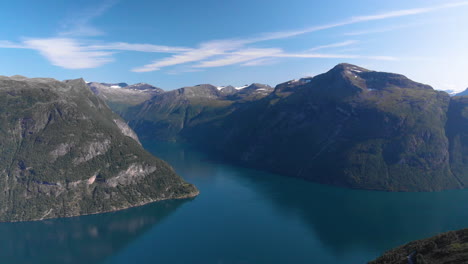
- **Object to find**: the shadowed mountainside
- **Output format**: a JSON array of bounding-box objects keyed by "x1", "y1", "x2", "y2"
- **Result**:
[{"x1": 370, "y1": 228, "x2": 468, "y2": 264}]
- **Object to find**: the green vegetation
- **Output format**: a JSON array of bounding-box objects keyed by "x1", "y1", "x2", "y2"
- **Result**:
[
  {"x1": 370, "y1": 228, "x2": 468, "y2": 264},
  {"x1": 0, "y1": 76, "x2": 198, "y2": 222},
  {"x1": 122, "y1": 63, "x2": 468, "y2": 192}
]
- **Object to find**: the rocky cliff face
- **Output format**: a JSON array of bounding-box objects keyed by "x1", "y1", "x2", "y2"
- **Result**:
[
  {"x1": 0, "y1": 76, "x2": 198, "y2": 222},
  {"x1": 370, "y1": 229, "x2": 468, "y2": 264}
]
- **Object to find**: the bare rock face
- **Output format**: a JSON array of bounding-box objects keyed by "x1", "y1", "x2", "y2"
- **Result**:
[
  {"x1": 113, "y1": 118, "x2": 141, "y2": 144},
  {"x1": 0, "y1": 76, "x2": 198, "y2": 222}
]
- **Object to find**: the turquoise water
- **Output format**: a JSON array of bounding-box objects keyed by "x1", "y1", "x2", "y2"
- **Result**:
[{"x1": 1, "y1": 141, "x2": 468, "y2": 264}]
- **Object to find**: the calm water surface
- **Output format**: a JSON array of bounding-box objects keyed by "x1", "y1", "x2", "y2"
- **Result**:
[{"x1": 1, "y1": 141, "x2": 468, "y2": 264}]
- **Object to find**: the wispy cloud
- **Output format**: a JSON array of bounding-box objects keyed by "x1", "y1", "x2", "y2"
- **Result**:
[
  {"x1": 243, "y1": 1, "x2": 468, "y2": 43},
  {"x1": 193, "y1": 48, "x2": 283, "y2": 68},
  {"x1": 131, "y1": 39, "x2": 246, "y2": 72},
  {"x1": 308, "y1": 40, "x2": 358, "y2": 52},
  {"x1": 344, "y1": 22, "x2": 425, "y2": 36},
  {"x1": 241, "y1": 58, "x2": 278, "y2": 67},
  {"x1": 87, "y1": 42, "x2": 192, "y2": 53},
  {"x1": 24, "y1": 38, "x2": 114, "y2": 69},
  {"x1": 59, "y1": 0, "x2": 118, "y2": 36},
  {"x1": 0, "y1": 38, "x2": 193, "y2": 69},
  {"x1": 132, "y1": 1, "x2": 468, "y2": 72}
]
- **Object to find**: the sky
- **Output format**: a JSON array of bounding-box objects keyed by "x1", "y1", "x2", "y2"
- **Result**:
[{"x1": 0, "y1": 0, "x2": 467, "y2": 92}]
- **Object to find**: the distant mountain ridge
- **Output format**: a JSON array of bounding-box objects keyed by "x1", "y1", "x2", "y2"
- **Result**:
[
  {"x1": 87, "y1": 82, "x2": 165, "y2": 114},
  {"x1": 455, "y1": 88, "x2": 468, "y2": 96},
  {"x1": 117, "y1": 83, "x2": 273, "y2": 141}
]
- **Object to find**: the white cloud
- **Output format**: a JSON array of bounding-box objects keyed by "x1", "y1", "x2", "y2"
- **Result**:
[
  {"x1": 131, "y1": 1, "x2": 467, "y2": 72},
  {"x1": 131, "y1": 39, "x2": 246, "y2": 72},
  {"x1": 308, "y1": 40, "x2": 358, "y2": 52},
  {"x1": 24, "y1": 38, "x2": 114, "y2": 69},
  {"x1": 0, "y1": 1, "x2": 465, "y2": 72},
  {"x1": 0, "y1": 38, "x2": 192, "y2": 70},
  {"x1": 243, "y1": 1, "x2": 468, "y2": 44},
  {"x1": 344, "y1": 23, "x2": 421, "y2": 36},
  {"x1": 241, "y1": 58, "x2": 278, "y2": 67},
  {"x1": 193, "y1": 48, "x2": 283, "y2": 68},
  {"x1": 87, "y1": 42, "x2": 192, "y2": 53}
]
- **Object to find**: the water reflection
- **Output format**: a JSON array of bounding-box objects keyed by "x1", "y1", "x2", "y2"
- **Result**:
[
  {"x1": 148, "y1": 141, "x2": 468, "y2": 258},
  {"x1": 0, "y1": 199, "x2": 191, "y2": 264},
  {"x1": 234, "y1": 171, "x2": 468, "y2": 255}
]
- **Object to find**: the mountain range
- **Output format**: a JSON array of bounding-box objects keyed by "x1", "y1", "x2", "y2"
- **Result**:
[
  {"x1": 87, "y1": 82, "x2": 164, "y2": 115},
  {"x1": 92, "y1": 63, "x2": 468, "y2": 192}
]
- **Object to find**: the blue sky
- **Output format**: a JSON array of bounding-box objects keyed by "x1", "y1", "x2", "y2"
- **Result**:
[{"x1": 0, "y1": 0, "x2": 467, "y2": 91}]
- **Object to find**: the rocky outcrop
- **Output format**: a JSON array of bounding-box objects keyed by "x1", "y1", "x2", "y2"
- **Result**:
[
  {"x1": 0, "y1": 76, "x2": 198, "y2": 222},
  {"x1": 113, "y1": 118, "x2": 141, "y2": 144}
]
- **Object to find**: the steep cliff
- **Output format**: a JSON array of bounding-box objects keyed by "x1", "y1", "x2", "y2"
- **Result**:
[{"x1": 0, "y1": 76, "x2": 198, "y2": 222}]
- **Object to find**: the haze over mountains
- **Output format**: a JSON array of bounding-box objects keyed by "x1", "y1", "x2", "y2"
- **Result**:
[
  {"x1": 455, "y1": 88, "x2": 468, "y2": 97},
  {"x1": 90, "y1": 63, "x2": 468, "y2": 192}
]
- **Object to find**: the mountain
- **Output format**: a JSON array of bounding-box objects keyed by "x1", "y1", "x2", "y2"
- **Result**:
[
  {"x1": 225, "y1": 83, "x2": 274, "y2": 101},
  {"x1": 184, "y1": 63, "x2": 461, "y2": 192},
  {"x1": 124, "y1": 83, "x2": 273, "y2": 141},
  {"x1": 369, "y1": 228, "x2": 468, "y2": 264},
  {"x1": 87, "y1": 82, "x2": 164, "y2": 114},
  {"x1": 455, "y1": 88, "x2": 468, "y2": 96},
  {"x1": 446, "y1": 96, "x2": 468, "y2": 186},
  {"x1": 123, "y1": 63, "x2": 468, "y2": 192},
  {"x1": 0, "y1": 76, "x2": 198, "y2": 222}
]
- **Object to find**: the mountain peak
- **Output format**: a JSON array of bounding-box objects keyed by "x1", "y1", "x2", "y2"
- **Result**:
[{"x1": 331, "y1": 63, "x2": 371, "y2": 74}]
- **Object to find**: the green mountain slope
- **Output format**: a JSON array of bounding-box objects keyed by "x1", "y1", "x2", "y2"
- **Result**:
[
  {"x1": 87, "y1": 82, "x2": 164, "y2": 115},
  {"x1": 122, "y1": 63, "x2": 468, "y2": 192},
  {"x1": 0, "y1": 76, "x2": 198, "y2": 222},
  {"x1": 370, "y1": 228, "x2": 468, "y2": 264},
  {"x1": 124, "y1": 83, "x2": 273, "y2": 141},
  {"x1": 183, "y1": 64, "x2": 460, "y2": 191}
]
